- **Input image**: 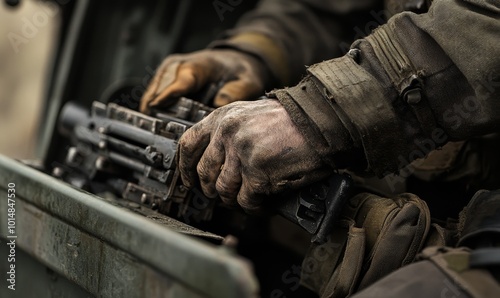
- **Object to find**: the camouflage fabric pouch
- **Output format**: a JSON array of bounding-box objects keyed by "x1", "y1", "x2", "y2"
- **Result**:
[{"x1": 300, "y1": 192, "x2": 430, "y2": 298}]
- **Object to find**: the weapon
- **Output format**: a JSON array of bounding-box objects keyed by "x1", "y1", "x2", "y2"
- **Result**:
[{"x1": 56, "y1": 99, "x2": 351, "y2": 243}]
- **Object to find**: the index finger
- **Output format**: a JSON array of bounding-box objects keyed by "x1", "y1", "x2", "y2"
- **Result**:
[
  {"x1": 140, "y1": 60, "x2": 182, "y2": 113},
  {"x1": 177, "y1": 115, "x2": 215, "y2": 188}
]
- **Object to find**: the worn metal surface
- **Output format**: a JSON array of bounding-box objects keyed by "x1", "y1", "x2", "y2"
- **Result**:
[
  {"x1": 0, "y1": 155, "x2": 259, "y2": 297},
  {"x1": 96, "y1": 194, "x2": 223, "y2": 241},
  {"x1": 0, "y1": 245, "x2": 94, "y2": 298},
  {"x1": 0, "y1": 195, "x2": 206, "y2": 298}
]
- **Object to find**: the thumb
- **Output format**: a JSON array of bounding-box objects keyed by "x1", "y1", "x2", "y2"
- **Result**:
[
  {"x1": 140, "y1": 61, "x2": 181, "y2": 113},
  {"x1": 213, "y1": 78, "x2": 264, "y2": 107},
  {"x1": 144, "y1": 61, "x2": 212, "y2": 112}
]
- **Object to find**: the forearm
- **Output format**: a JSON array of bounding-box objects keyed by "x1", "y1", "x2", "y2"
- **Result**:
[{"x1": 273, "y1": 0, "x2": 500, "y2": 176}]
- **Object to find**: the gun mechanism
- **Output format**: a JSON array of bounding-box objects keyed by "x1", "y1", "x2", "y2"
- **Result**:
[
  {"x1": 55, "y1": 98, "x2": 352, "y2": 243},
  {"x1": 55, "y1": 98, "x2": 215, "y2": 222}
]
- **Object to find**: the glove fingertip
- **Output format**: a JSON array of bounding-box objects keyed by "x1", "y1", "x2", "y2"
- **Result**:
[{"x1": 214, "y1": 93, "x2": 233, "y2": 107}]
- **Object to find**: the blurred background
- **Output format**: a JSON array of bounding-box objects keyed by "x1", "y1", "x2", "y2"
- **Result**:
[{"x1": 0, "y1": 0, "x2": 59, "y2": 159}]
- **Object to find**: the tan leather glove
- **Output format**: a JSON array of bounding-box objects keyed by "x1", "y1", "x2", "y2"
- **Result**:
[
  {"x1": 302, "y1": 192, "x2": 431, "y2": 298},
  {"x1": 140, "y1": 48, "x2": 270, "y2": 113},
  {"x1": 177, "y1": 99, "x2": 333, "y2": 213}
]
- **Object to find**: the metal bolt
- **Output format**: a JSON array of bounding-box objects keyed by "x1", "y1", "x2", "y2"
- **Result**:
[
  {"x1": 145, "y1": 146, "x2": 162, "y2": 164},
  {"x1": 138, "y1": 119, "x2": 145, "y2": 128},
  {"x1": 158, "y1": 172, "x2": 169, "y2": 183},
  {"x1": 140, "y1": 193, "x2": 148, "y2": 204},
  {"x1": 118, "y1": 111, "x2": 127, "y2": 121},
  {"x1": 348, "y1": 48, "x2": 361, "y2": 62},
  {"x1": 95, "y1": 156, "x2": 107, "y2": 170},
  {"x1": 67, "y1": 147, "x2": 83, "y2": 166},
  {"x1": 405, "y1": 88, "x2": 422, "y2": 105},
  {"x1": 151, "y1": 152, "x2": 160, "y2": 161},
  {"x1": 52, "y1": 167, "x2": 64, "y2": 178},
  {"x1": 222, "y1": 235, "x2": 239, "y2": 250}
]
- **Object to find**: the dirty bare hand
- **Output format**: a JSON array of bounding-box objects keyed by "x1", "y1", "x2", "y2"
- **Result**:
[
  {"x1": 140, "y1": 49, "x2": 269, "y2": 113},
  {"x1": 178, "y1": 99, "x2": 332, "y2": 213}
]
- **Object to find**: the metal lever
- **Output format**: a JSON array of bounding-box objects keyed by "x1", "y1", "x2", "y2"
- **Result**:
[{"x1": 274, "y1": 174, "x2": 352, "y2": 244}]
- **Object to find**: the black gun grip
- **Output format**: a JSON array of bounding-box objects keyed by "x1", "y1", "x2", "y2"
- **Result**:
[{"x1": 274, "y1": 174, "x2": 352, "y2": 244}]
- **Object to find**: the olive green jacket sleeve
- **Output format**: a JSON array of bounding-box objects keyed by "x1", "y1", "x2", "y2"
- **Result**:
[
  {"x1": 275, "y1": 0, "x2": 500, "y2": 176},
  {"x1": 211, "y1": 0, "x2": 500, "y2": 176}
]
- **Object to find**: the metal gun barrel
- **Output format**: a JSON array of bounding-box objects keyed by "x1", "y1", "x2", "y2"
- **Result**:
[{"x1": 58, "y1": 101, "x2": 90, "y2": 137}]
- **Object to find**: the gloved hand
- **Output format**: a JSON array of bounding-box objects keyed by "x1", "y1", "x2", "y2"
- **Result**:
[
  {"x1": 177, "y1": 99, "x2": 333, "y2": 213},
  {"x1": 140, "y1": 49, "x2": 270, "y2": 113}
]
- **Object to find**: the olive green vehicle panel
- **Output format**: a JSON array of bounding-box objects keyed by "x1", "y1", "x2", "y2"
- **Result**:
[{"x1": 0, "y1": 155, "x2": 259, "y2": 297}]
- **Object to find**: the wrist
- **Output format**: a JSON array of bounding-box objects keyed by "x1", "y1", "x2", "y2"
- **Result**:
[{"x1": 268, "y1": 76, "x2": 366, "y2": 170}]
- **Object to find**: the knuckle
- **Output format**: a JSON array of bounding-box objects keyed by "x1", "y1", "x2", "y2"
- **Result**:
[
  {"x1": 178, "y1": 136, "x2": 190, "y2": 153},
  {"x1": 218, "y1": 115, "x2": 242, "y2": 136},
  {"x1": 179, "y1": 130, "x2": 196, "y2": 151},
  {"x1": 219, "y1": 121, "x2": 237, "y2": 136},
  {"x1": 237, "y1": 193, "x2": 256, "y2": 211},
  {"x1": 236, "y1": 193, "x2": 250, "y2": 208},
  {"x1": 178, "y1": 155, "x2": 192, "y2": 178},
  {"x1": 179, "y1": 172, "x2": 192, "y2": 188},
  {"x1": 219, "y1": 194, "x2": 237, "y2": 206},
  {"x1": 190, "y1": 120, "x2": 205, "y2": 133},
  {"x1": 160, "y1": 54, "x2": 182, "y2": 67},
  {"x1": 247, "y1": 177, "x2": 270, "y2": 195},
  {"x1": 208, "y1": 106, "x2": 226, "y2": 119},
  {"x1": 237, "y1": 190, "x2": 264, "y2": 214},
  {"x1": 215, "y1": 179, "x2": 236, "y2": 198},
  {"x1": 196, "y1": 161, "x2": 210, "y2": 183}
]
